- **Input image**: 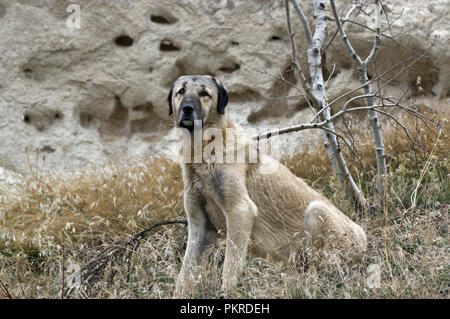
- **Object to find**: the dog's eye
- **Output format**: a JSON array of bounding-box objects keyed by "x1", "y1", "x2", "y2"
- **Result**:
[
  {"x1": 177, "y1": 88, "x2": 185, "y2": 95},
  {"x1": 199, "y1": 91, "x2": 210, "y2": 97}
]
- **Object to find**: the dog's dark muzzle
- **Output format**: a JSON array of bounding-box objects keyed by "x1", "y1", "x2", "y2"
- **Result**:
[{"x1": 178, "y1": 99, "x2": 202, "y2": 130}]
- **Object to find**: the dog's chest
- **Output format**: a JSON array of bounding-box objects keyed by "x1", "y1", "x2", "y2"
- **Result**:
[
  {"x1": 188, "y1": 164, "x2": 225, "y2": 197},
  {"x1": 185, "y1": 164, "x2": 227, "y2": 232}
]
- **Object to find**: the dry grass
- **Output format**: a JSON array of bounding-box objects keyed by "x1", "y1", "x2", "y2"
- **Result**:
[{"x1": 0, "y1": 107, "x2": 448, "y2": 299}]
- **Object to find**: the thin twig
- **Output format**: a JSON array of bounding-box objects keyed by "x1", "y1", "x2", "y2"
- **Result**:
[
  {"x1": 18, "y1": 280, "x2": 27, "y2": 299},
  {"x1": 0, "y1": 279, "x2": 12, "y2": 299},
  {"x1": 364, "y1": 0, "x2": 382, "y2": 66},
  {"x1": 253, "y1": 103, "x2": 412, "y2": 140},
  {"x1": 323, "y1": 62, "x2": 336, "y2": 89},
  {"x1": 247, "y1": 66, "x2": 303, "y2": 94},
  {"x1": 327, "y1": 51, "x2": 423, "y2": 108},
  {"x1": 406, "y1": 130, "x2": 442, "y2": 213},
  {"x1": 330, "y1": 0, "x2": 364, "y2": 66},
  {"x1": 290, "y1": 0, "x2": 313, "y2": 45}
]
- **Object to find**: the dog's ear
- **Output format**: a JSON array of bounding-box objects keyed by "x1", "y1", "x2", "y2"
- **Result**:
[
  {"x1": 213, "y1": 78, "x2": 229, "y2": 115},
  {"x1": 168, "y1": 84, "x2": 174, "y2": 115}
]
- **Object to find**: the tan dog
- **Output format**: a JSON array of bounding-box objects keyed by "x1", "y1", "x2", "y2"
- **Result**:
[{"x1": 168, "y1": 75, "x2": 367, "y2": 297}]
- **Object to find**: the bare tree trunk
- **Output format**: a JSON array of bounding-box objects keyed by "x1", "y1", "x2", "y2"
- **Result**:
[
  {"x1": 288, "y1": 0, "x2": 367, "y2": 209},
  {"x1": 330, "y1": 0, "x2": 387, "y2": 199}
]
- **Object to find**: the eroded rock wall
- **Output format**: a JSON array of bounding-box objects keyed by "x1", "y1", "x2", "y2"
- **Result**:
[{"x1": 0, "y1": 0, "x2": 447, "y2": 174}]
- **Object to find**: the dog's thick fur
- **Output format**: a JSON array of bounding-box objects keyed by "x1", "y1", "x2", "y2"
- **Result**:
[{"x1": 169, "y1": 75, "x2": 367, "y2": 297}]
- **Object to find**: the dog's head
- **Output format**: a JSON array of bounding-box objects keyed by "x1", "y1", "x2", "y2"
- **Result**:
[{"x1": 168, "y1": 75, "x2": 229, "y2": 130}]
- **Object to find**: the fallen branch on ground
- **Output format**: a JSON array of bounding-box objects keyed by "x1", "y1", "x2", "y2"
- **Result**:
[{"x1": 64, "y1": 219, "x2": 188, "y2": 298}]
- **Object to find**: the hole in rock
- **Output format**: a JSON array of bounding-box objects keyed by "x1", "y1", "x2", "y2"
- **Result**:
[
  {"x1": 115, "y1": 35, "x2": 134, "y2": 47},
  {"x1": 41, "y1": 145, "x2": 56, "y2": 153},
  {"x1": 150, "y1": 15, "x2": 174, "y2": 24},
  {"x1": 160, "y1": 40, "x2": 180, "y2": 51},
  {"x1": 218, "y1": 63, "x2": 240, "y2": 73},
  {"x1": 98, "y1": 96, "x2": 129, "y2": 136}
]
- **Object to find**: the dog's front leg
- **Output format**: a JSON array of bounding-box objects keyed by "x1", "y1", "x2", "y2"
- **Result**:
[
  {"x1": 174, "y1": 196, "x2": 216, "y2": 298},
  {"x1": 221, "y1": 196, "x2": 257, "y2": 292}
]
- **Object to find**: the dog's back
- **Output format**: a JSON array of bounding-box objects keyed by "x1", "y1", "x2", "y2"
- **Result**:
[{"x1": 245, "y1": 156, "x2": 367, "y2": 261}]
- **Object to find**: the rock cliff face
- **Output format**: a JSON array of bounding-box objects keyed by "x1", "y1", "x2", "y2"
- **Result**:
[{"x1": 0, "y1": 0, "x2": 448, "y2": 175}]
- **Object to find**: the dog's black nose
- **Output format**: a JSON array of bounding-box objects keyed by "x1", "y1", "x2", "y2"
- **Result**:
[{"x1": 182, "y1": 104, "x2": 194, "y2": 114}]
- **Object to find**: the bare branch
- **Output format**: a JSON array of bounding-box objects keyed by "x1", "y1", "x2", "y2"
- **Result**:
[
  {"x1": 246, "y1": 66, "x2": 316, "y2": 115},
  {"x1": 253, "y1": 103, "x2": 405, "y2": 140},
  {"x1": 328, "y1": 47, "x2": 430, "y2": 108},
  {"x1": 309, "y1": 104, "x2": 329, "y2": 123},
  {"x1": 330, "y1": 0, "x2": 364, "y2": 66},
  {"x1": 263, "y1": 94, "x2": 304, "y2": 101},
  {"x1": 341, "y1": 93, "x2": 375, "y2": 110},
  {"x1": 65, "y1": 219, "x2": 188, "y2": 298},
  {"x1": 0, "y1": 280, "x2": 12, "y2": 299},
  {"x1": 246, "y1": 66, "x2": 302, "y2": 93},
  {"x1": 324, "y1": 62, "x2": 336, "y2": 89},
  {"x1": 372, "y1": 108, "x2": 425, "y2": 153},
  {"x1": 325, "y1": 13, "x2": 427, "y2": 58},
  {"x1": 330, "y1": 0, "x2": 381, "y2": 67},
  {"x1": 284, "y1": 0, "x2": 314, "y2": 110},
  {"x1": 364, "y1": 0, "x2": 382, "y2": 66},
  {"x1": 290, "y1": 0, "x2": 313, "y2": 45}
]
